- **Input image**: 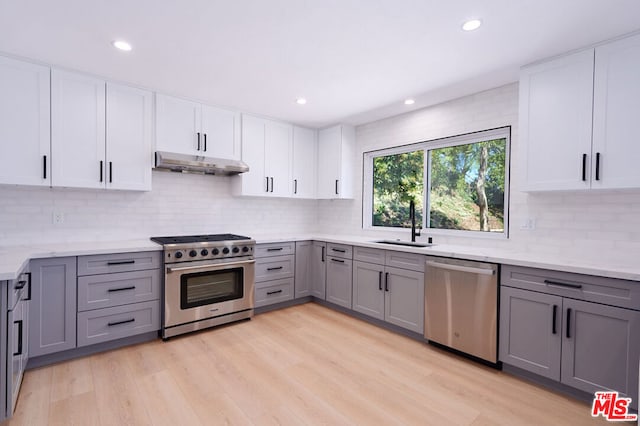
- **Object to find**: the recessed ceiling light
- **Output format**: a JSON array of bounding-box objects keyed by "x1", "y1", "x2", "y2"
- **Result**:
[
  {"x1": 112, "y1": 40, "x2": 132, "y2": 51},
  {"x1": 462, "y1": 19, "x2": 482, "y2": 31},
  {"x1": 296, "y1": 98, "x2": 307, "y2": 105},
  {"x1": 404, "y1": 99, "x2": 415, "y2": 105}
]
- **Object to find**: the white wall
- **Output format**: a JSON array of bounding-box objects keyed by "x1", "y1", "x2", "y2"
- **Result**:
[
  {"x1": 317, "y1": 83, "x2": 640, "y2": 265},
  {"x1": 0, "y1": 171, "x2": 319, "y2": 245}
]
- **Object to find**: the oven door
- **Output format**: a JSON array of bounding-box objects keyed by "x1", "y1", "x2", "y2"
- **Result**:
[{"x1": 164, "y1": 258, "x2": 255, "y2": 328}]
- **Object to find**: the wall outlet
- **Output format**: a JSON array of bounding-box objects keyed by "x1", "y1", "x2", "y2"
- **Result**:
[
  {"x1": 52, "y1": 211, "x2": 64, "y2": 225},
  {"x1": 520, "y1": 218, "x2": 536, "y2": 230}
]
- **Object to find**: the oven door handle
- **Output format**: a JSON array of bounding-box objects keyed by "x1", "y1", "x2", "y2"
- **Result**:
[{"x1": 166, "y1": 259, "x2": 255, "y2": 273}]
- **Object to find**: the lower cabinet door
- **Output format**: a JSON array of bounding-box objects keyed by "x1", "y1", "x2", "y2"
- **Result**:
[
  {"x1": 326, "y1": 257, "x2": 352, "y2": 308},
  {"x1": 384, "y1": 266, "x2": 424, "y2": 334},
  {"x1": 499, "y1": 286, "x2": 562, "y2": 380},
  {"x1": 77, "y1": 300, "x2": 160, "y2": 347},
  {"x1": 310, "y1": 242, "x2": 326, "y2": 299},
  {"x1": 294, "y1": 241, "x2": 312, "y2": 298},
  {"x1": 255, "y1": 278, "x2": 294, "y2": 307},
  {"x1": 561, "y1": 298, "x2": 640, "y2": 404},
  {"x1": 352, "y1": 261, "x2": 384, "y2": 320}
]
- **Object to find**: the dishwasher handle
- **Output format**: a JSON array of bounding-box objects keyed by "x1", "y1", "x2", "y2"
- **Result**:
[{"x1": 426, "y1": 260, "x2": 495, "y2": 276}]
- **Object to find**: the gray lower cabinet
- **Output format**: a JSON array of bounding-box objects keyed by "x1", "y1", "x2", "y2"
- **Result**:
[
  {"x1": 29, "y1": 257, "x2": 77, "y2": 357},
  {"x1": 255, "y1": 242, "x2": 295, "y2": 308},
  {"x1": 1, "y1": 281, "x2": 6, "y2": 422},
  {"x1": 500, "y1": 265, "x2": 640, "y2": 408},
  {"x1": 295, "y1": 241, "x2": 327, "y2": 299},
  {"x1": 326, "y1": 256, "x2": 353, "y2": 308},
  {"x1": 353, "y1": 252, "x2": 425, "y2": 334}
]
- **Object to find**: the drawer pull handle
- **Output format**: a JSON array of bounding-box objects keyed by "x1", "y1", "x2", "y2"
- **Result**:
[
  {"x1": 544, "y1": 280, "x2": 582, "y2": 290},
  {"x1": 107, "y1": 260, "x2": 136, "y2": 266},
  {"x1": 108, "y1": 318, "x2": 135, "y2": 327},
  {"x1": 267, "y1": 266, "x2": 283, "y2": 271},
  {"x1": 108, "y1": 286, "x2": 136, "y2": 293},
  {"x1": 15, "y1": 280, "x2": 27, "y2": 290},
  {"x1": 331, "y1": 248, "x2": 346, "y2": 253},
  {"x1": 552, "y1": 305, "x2": 558, "y2": 334},
  {"x1": 267, "y1": 289, "x2": 283, "y2": 295},
  {"x1": 267, "y1": 248, "x2": 284, "y2": 252},
  {"x1": 331, "y1": 258, "x2": 345, "y2": 263}
]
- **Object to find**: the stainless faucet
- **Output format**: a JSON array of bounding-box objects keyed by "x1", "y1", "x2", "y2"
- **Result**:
[{"x1": 409, "y1": 199, "x2": 421, "y2": 242}]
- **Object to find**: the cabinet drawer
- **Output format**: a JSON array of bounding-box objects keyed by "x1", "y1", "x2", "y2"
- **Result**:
[
  {"x1": 77, "y1": 269, "x2": 161, "y2": 312},
  {"x1": 385, "y1": 251, "x2": 425, "y2": 272},
  {"x1": 77, "y1": 251, "x2": 162, "y2": 276},
  {"x1": 255, "y1": 255, "x2": 295, "y2": 282},
  {"x1": 254, "y1": 242, "x2": 295, "y2": 258},
  {"x1": 255, "y1": 278, "x2": 294, "y2": 307},
  {"x1": 327, "y1": 243, "x2": 352, "y2": 259},
  {"x1": 502, "y1": 265, "x2": 640, "y2": 310},
  {"x1": 77, "y1": 300, "x2": 160, "y2": 347},
  {"x1": 354, "y1": 246, "x2": 385, "y2": 264}
]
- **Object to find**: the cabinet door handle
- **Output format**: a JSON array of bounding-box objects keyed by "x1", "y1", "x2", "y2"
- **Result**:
[
  {"x1": 267, "y1": 266, "x2": 283, "y2": 271},
  {"x1": 595, "y1": 152, "x2": 600, "y2": 181},
  {"x1": 270, "y1": 177, "x2": 274, "y2": 192},
  {"x1": 109, "y1": 161, "x2": 113, "y2": 183},
  {"x1": 581, "y1": 154, "x2": 587, "y2": 181},
  {"x1": 99, "y1": 160, "x2": 103, "y2": 182},
  {"x1": 107, "y1": 260, "x2": 136, "y2": 266},
  {"x1": 108, "y1": 318, "x2": 135, "y2": 327},
  {"x1": 267, "y1": 289, "x2": 283, "y2": 296},
  {"x1": 552, "y1": 305, "x2": 558, "y2": 334},
  {"x1": 335, "y1": 179, "x2": 339, "y2": 195},
  {"x1": 294, "y1": 179, "x2": 297, "y2": 194},
  {"x1": 566, "y1": 308, "x2": 572, "y2": 339},
  {"x1": 385, "y1": 272, "x2": 390, "y2": 291},
  {"x1": 266, "y1": 247, "x2": 284, "y2": 252},
  {"x1": 43, "y1": 155, "x2": 47, "y2": 179},
  {"x1": 108, "y1": 286, "x2": 136, "y2": 292},
  {"x1": 321, "y1": 246, "x2": 325, "y2": 262},
  {"x1": 378, "y1": 271, "x2": 383, "y2": 291},
  {"x1": 331, "y1": 258, "x2": 344, "y2": 263},
  {"x1": 197, "y1": 132, "x2": 201, "y2": 151},
  {"x1": 204, "y1": 133, "x2": 207, "y2": 152},
  {"x1": 265, "y1": 176, "x2": 269, "y2": 192},
  {"x1": 544, "y1": 279, "x2": 582, "y2": 290},
  {"x1": 24, "y1": 272, "x2": 31, "y2": 301},
  {"x1": 13, "y1": 320, "x2": 23, "y2": 356}
]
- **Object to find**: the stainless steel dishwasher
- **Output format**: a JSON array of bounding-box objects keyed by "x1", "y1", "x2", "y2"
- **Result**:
[{"x1": 424, "y1": 256, "x2": 498, "y2": 364}]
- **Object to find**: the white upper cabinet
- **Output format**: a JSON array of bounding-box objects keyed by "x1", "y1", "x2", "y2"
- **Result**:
[
  {"x1": 592, "y1": 33, "x2": 640, "y2": 190},
  {"x1": 292, "y1": 126, "x2": 317, "y2": 198},
  {"x1": 0, "y1": 56, "x2": 51, "y2": 187},
  {"x1": 520, "y1": 50, "x2": 594, "y2": 191},
  {"x1": 51, "y1": 70, "x2": 106, "y2": 189},
  {"x1": 520, "y1": 32, "x2": 640, "y2": 192},
  {"x1": 106, "y1": 83, "x2": 153, "y2": 191},
  {"x1": 317, "y1": 124, "x2": 355, "y2": 199},
  {"x1": 155, "y1": 94, "x2": 240, "y2": 159},
  {"x1": 233, "y1": 114, "x2": 292, "y2": 197}
]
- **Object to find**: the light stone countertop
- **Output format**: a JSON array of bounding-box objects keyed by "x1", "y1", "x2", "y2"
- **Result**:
[{"x1": 1, "y1": 234, "x2": 638, "y2": 282}]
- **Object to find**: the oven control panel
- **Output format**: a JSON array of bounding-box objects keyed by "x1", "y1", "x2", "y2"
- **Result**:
[{"x1": 164, "y1": 242, "x2": 254, "y2": 263}]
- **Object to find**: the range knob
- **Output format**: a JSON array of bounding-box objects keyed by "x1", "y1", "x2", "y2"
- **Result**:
[
  {"x1": 174, "y1": 251, "x2": 183, "y2": 259},
  {"x1": 232, "y1": 247, "x2": 240, "y2": 253},
  {"x1": 222, "y1": 247, "x2": 230, "y2": 254},
  {"x1": 212, "y1": 248, "x2": 220, "y2": 255},
  {"x1": 242, "y1": 246, "x2": 249, "y2": 253},
  {"x1": 201, "y1": 249, "x2": 209, "y2": 256},
  {"x1": 189, "y1": 250, "x2": 198, "y2": 257}
]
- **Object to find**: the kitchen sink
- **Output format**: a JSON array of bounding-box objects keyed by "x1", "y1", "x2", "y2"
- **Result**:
[{"x1": 373, "y1": 239, "x2": 433, "y2": 248}]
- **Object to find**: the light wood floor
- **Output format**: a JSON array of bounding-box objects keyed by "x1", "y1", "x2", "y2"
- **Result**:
[{"x1": 5, "y1": 303, "x2": 606, "y2": 426}]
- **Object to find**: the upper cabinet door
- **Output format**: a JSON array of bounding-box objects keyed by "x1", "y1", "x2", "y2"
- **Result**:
[
  {"x1": 292, "y1": 126, "x2": 317, "y2": 198},
  {"x1": 155, "y1": 94, "x2": 201, "y2": 156},
  {"x1": 265, "y1": 120, "x2": 293, "y2": 197},
  {"x1": 519, "y1": 50, "x2": 594, "y2": 191},
  {"x1": 238, "y1": 114, "x2": 267, "y2": 196},
  {"x1": 51, "y1": 70, "x2": 106, "y2": 189},
  {"x1": 592, "y1": 33, "x2": 640, "y2": 190},
  {"x1": 106, "y1": 83, "x2": 153, "y2": 191},
  {"x1": 317, "y1": 125, "x2": 342, "y2": 198},
  {"x1": 0, "y1": 56, "x2": 51, "y2": 186},
  {"x1": 201, "y1": 105, "x2": 241, "y2": 160}
]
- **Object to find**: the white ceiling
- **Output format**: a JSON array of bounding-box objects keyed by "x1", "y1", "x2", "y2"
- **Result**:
[{"x1": 1, "y1": 1, "x2": 640, "y2": 128}]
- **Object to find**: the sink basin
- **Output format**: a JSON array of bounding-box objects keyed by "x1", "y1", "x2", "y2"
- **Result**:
[{"x1": 373, "y1": 239, "x2": 433, "y2": 248}]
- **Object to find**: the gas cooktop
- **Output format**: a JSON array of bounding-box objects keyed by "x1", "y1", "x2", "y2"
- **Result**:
[{"x1": 150, "y1": 233, "x2": 252, "y2": 245}]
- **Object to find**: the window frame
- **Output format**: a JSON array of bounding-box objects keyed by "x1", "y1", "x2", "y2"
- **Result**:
[{"x1": 362, "y1": 127, "x2": 511, "y2": 239}]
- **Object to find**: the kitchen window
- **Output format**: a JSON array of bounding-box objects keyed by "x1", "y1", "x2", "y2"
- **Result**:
[{"x1": 363, "y1": 127, "x2": 510, "y2": 237}]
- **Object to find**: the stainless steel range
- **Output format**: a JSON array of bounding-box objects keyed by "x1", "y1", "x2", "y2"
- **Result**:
[{"x1": 150, "y1": 234, "x2": 255, "y2": 339}]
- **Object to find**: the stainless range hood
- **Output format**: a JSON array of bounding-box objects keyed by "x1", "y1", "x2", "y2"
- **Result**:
[{"x1": 155, "y1": 151, "x2": 249, "y2": 176}]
